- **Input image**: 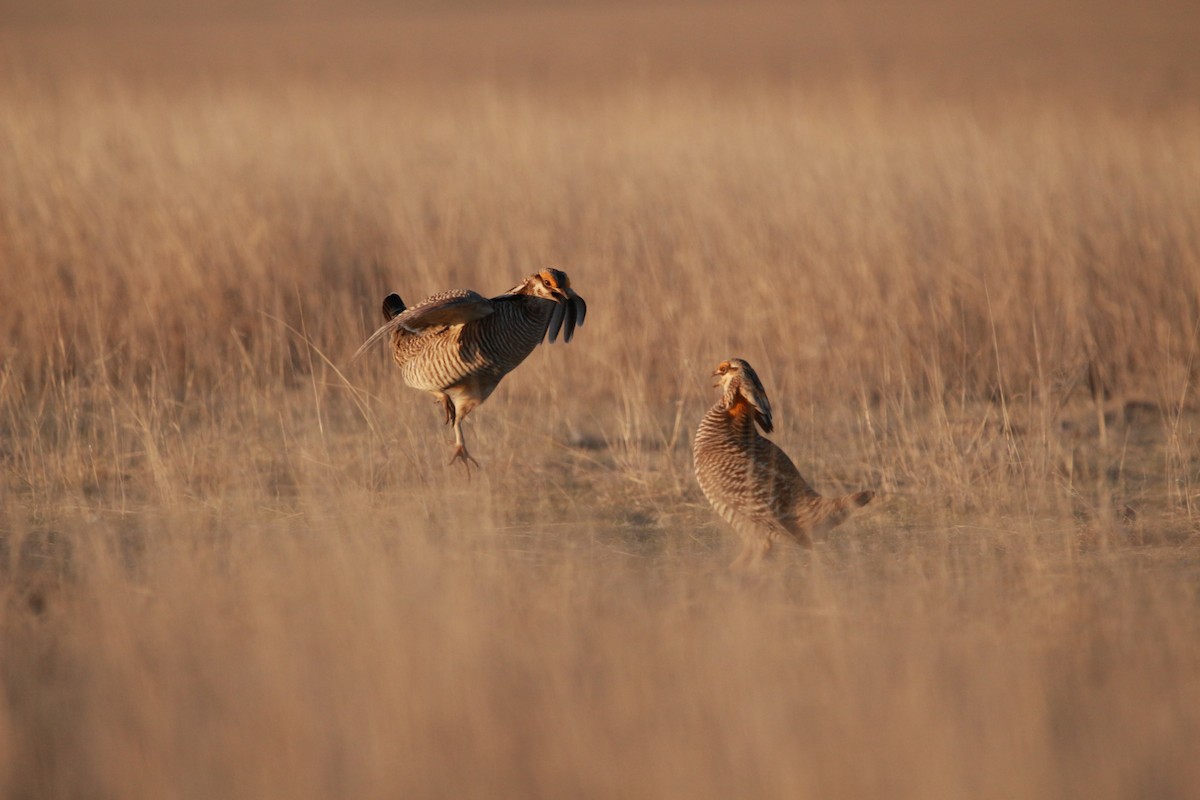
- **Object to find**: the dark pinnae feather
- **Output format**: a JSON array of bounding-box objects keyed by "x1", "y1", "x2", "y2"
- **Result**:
[
  {"x1": 562, "y1": 299, "x2": 577, "y2": 343},
  {"x1": 547, "y1": 301, "x2": 566, "y2": 343},
  {"x1": 572, "y1": 295, "x2": 587, "y2": 328},
  {"x1": 736, "y1": 362, "x2": 773, "y2": 433}
]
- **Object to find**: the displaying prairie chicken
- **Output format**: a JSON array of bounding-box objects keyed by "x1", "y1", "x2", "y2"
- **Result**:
[
  {"x1": 353, "y1": 269, "x2": 586, "y2": 471},
  {"x1": 694, "y1": 359, "x2": 874, "y2": 570}
]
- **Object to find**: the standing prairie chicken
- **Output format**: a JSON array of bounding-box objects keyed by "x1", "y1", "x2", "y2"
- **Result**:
[
  {"x1": 353, "y1": 269, "x2": 586, "y2": 471},
  {"x1": 694, "y1": 358, "x2": 873, "y2": 570}
]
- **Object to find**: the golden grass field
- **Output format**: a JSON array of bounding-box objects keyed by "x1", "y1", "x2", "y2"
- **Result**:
[{"x1": 2, "y1": 0, "x2": 1200, "y2": 797}]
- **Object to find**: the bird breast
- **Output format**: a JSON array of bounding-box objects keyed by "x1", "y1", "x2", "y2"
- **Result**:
[{"x1": 694, "y1": 406, "x2": 757, "y2": 492}]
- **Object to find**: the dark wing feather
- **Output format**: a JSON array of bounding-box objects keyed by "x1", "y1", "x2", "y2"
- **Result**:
[{"x1": 351, "y1": 289, "x2": 493, "y2": 363}]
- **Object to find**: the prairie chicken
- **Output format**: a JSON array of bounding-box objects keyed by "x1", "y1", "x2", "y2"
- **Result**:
[
  {"x1": 694, "y1": 359, "x2": 874, "y2": 570},
  {"x1": 353, "y1": 269, "x2": 586, "y2": 471}
]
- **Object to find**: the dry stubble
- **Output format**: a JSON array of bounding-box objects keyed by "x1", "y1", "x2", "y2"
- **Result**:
[{"x1": 2, "y1": 1, "x2": 1200, "y2": 798}]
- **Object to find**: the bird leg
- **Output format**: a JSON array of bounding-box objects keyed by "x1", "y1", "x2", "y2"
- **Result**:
[
  {"x1": 448, "y1": 444, "x2": 480, "y2": 475},
  {"x1": 730, "y1": 536, "x2": 772, "y2": 572},
  {"x1": 729, "y1": 544, "x2": 750, "y2": 572},
  {"x1": 438, "y1": 394, "x2": 456, "y2": 426},
  {"x1": 747, "y1": 537, "x2": 773, "y2": 570},
  {"x1": 441, "y1": 384, "x2": 487, "y2": 476},
  {"x1": 448, "y1": 416, "x2": 480, "y2": 475}
]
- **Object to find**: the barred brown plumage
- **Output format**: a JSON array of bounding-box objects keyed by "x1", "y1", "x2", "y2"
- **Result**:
[
  {"x1": 693, "y1": 359, "x2": 874, "y2": 570},
  {"x1": 353, "y1": 269, "x2": 586, "y2": 473}
]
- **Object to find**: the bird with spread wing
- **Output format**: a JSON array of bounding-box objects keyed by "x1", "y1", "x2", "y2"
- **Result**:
[{"x1": 353, "y1": 269, "x2": 586, "y2": 472}]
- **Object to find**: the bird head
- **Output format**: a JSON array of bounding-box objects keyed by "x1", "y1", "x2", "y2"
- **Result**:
[
  {"x1": 712, "y1": 358, "x2": 773, "y2": 433},
  {"x1": 524, "y1": 268, "x2": 569, "y2": 301}
]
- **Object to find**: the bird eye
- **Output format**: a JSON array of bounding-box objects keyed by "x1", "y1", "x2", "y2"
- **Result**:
[{"x1": 542, "y1": 278, "x2": 552, "y2": 287}]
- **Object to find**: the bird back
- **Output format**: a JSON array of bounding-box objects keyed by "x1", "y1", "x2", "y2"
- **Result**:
[{"x1": 394, "y1": 294, "x2": 556, "y2": 393}]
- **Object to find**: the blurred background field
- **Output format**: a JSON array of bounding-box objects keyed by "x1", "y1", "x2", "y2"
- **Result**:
[{"x1": 2, "y1": 1, "x2": 1199, "y2": 797}]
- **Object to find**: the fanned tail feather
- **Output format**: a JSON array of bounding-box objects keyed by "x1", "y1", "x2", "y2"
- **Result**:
[
  {"x1": 850, "y1": 490, "x2": 875, "y2": 508},
  {"x1": 382, "y1": 293, "x2": 406, "y2": 320}
]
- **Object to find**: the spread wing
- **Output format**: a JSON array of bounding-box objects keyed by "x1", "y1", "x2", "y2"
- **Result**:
[{"x1": 351, "y1": 289, "x2": 494, "y2": 363}]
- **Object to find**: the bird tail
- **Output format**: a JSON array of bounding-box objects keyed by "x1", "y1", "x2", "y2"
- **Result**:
[
  {"x1": 814, "y1": 490, "x2": 875, "y2": 534},
  {"x1": 349, "y1": 294, "x2": 409, "y2": 365},
  {"x1": 382, "y1": 293, "x2": 406, "y2": 321},
  {"x1": 849, "y1": 490, "x2": 875, "y2": 508}
]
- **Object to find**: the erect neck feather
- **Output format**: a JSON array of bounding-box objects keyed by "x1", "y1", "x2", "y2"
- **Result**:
[
  {"x1": 726, "y1": 393, "x2": 756, "y2": 418},
  {"x1": 722, "y1": 378, "x2": 749, "y2": 410}
]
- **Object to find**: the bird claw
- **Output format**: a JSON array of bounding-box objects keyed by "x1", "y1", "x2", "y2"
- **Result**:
[{"x1": 448, "y1": 445, "x2": 481, "y2": 477}]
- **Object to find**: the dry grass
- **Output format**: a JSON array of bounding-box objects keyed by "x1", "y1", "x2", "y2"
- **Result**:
[{"x1": 2, "y1": 1, "x2": 1200, "y2": 797}]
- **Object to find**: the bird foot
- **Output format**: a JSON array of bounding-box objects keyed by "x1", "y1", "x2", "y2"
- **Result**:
[{"x1": 448, "y1": 444, "x2": 481, "y2": 476}]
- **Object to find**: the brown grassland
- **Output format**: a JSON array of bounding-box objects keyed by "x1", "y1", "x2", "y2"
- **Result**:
[{"x1": 2, "y1": 0, "x2": 1200, "y2": 797}]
